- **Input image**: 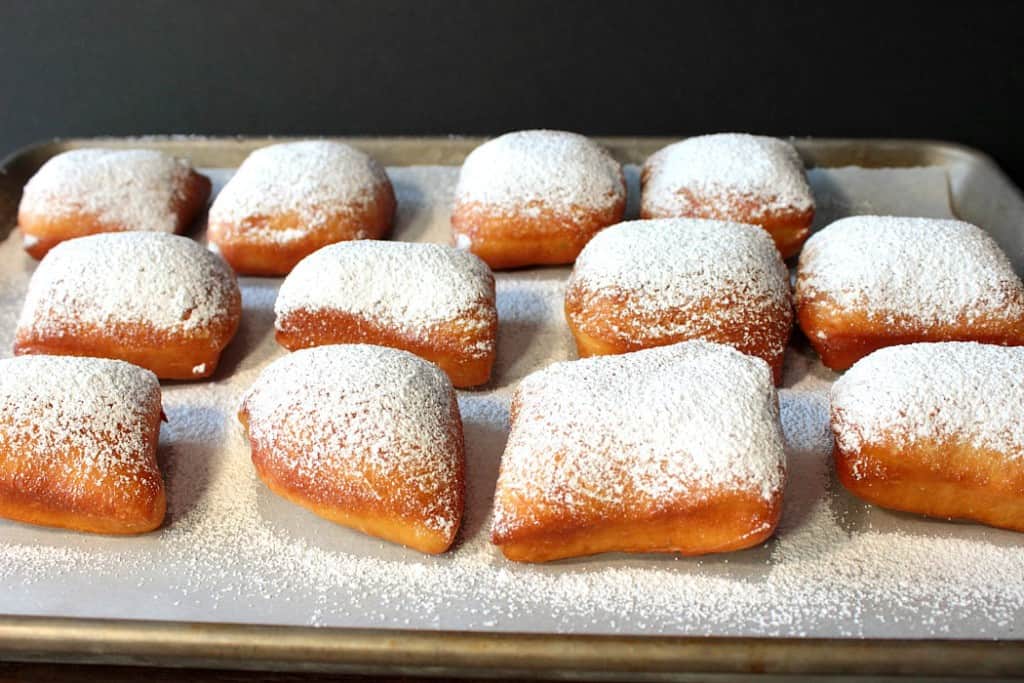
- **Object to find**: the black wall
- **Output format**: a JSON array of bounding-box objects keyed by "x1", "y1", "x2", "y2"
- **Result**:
[{"x1": 2, "y1": 1, "x2": 1023, "y2": 181}]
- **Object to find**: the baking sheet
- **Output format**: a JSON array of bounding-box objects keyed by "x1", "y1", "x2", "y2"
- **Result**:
[{"x1": 0, "y1": 159, "x2": 1022, "y2": 641}]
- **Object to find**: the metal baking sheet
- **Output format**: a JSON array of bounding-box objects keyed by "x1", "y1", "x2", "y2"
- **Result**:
[{"x1": 1, "y1": 137, "x2": 1023, "y2": 679}]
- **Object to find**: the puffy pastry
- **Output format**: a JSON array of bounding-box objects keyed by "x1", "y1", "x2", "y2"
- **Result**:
[
  {"x1": 0, "y1": 355, "x2": 165, "y2": 534},
  {"x1": 795, "y1": 216, "x2": 1024, "y2": 371},
  {"x1": 565, "y1": 218, "x2": 792, "y2": 385},
  {"x1": 14, "y1": 232, "x2": 241, "y2": 380},
  {"x1": 831, "y1": 342, "x2": 1024, "y2": 532},
  {"x1": 274, "y1": 241, "x2": 497, "y2": 387},
  {"x1": 18, "y1": 148, "x2": 211, "y2": 259},
  {"x1": 451, "y1": 130, "x2": 626, "y2": 269},
  {"x1": 208, "y1": 140, "x2": 396, "y2": 275},
  {"x1": 491, "y1": 341, "x2": 786, "y2": 563},
  {"x1": 238, "y1": 344, "x2": 465, "y2": 554},
  {"x1": 641, "y1": 133, "x2": 815, "y2": 258}
]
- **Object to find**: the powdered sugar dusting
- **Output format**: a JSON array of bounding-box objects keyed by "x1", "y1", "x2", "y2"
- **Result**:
[
  {"x1": 0, "y1": 355, "x2": 160, "y2": 495},
  {"x1": 17, "y1": 232, "x2": 239, "y2": 334},
  {"x1": 454, "y1": 130, "x2": 625, "y2": 215},
  {"x1": 831, "y1": 342, "x2": 1024, "y2": 457},
  {"x1": 796, "y1": 216, "x2": 1024, "y2": 326},
  {"x1": 275, "y1": 241, "x2": 495, "y2": 355},
  {"x1": 642, "y1": 133, "x2": 814, "y2": 219},
  {"x1": 240, "y1": 345, "x2": 462, "y2": 536},
  {"x1": 1, "y1": 163, "x2": 1023, "y2": 640},
  {"x1": 567, "y1": 218, "x2": 790, "y2": 350},
  {"x1": 19, "y1": 148, "x2": 193, "y2": 232},
  {"x1": 208, "y1": 140, "x2": 390, "y2": 243}
]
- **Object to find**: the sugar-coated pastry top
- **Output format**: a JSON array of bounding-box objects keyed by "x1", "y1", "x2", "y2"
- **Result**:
[
  {"x1": 568, "y1": 218, "x2": 790, "y2": 344},
  {"x1": 240, "y1": 344, "x2": 463, "y2": 535},
  {"x1": 209, "y1": 140, "x2": 391, "y2": 241},
  {"x1": 454, "y1": 130, "x2": 625, "y2": 216},
  {"x1": 19, "y1": 148, "x2": 195, "y2": 231},
  {"x1": 831, "y1": 343, "x2": 1024, "y2": 460},
  {"x1": 492, "y1": 342, "x2": 785, "y2": 535},
  {"x1": 642, "y1": 133, "x2": 814, "y2": 219},
  {"x1": 18, "y1": 232, "x2": 240, "y2": 335},
  {"x1": 796, "y1": 216, "x2": 1024, "y2": 326},
  {"x1": 276, "y1": 241, "x2": 495, "y2": 352},
  {"x1": 0, "y1": 355, "x2": 161, "y2": 494}
]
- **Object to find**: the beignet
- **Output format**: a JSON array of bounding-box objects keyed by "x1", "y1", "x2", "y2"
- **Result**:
[
  {"x1": 641, "y1": 134, "x2": 815, "y2": 258},
  {"x1": 274, "y1": 241, "x2": 497, "y2": 387},
  {"x1": 565, "y1": 218, "x2": 792, "y2": 384},
  {"x1": 0, "y1": 355, "x2": 165, "y2": 534},
  {"x1": 451, "y1": 130, "x2": 626, "y2": 269},
  {"x1": 491, "y1": 341, "x2": 786, "y2": 563},
  {"x1": 795, "y1": 216, "x2": 1024, "y2": 371},
  {"x1": 831, "y1": 342, "x2": 1024, "y2": 532},
  {"x1": 208, "y1": 140, "x2": 396, "y2": 275},
  {"x1": 18, "y1": 148, "x2": 211, "y2": 259},
  {"x1": 15, "y1": 232, "x2": 241, "y2": 380},
  {"x1": 238, "y1": 344, "x2": 465, "y2": 554}
]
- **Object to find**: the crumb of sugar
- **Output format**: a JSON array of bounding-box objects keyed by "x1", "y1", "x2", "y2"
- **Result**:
[
  {"x1": 1, "y1": 165, "x2": 1023, "y2": 639},
  {"x1": 567, "y1": 218, "x2": 790, "y2": 350},
  {"x1": 17, "y1": 232, "x2": 238, "y2": 334},
  {"x1": 0, "y1": 355, "x2": 160, "y2": 496},
  {"x1": 493, "y1": 342, "x2": 786, "y2": 541},
  {"x1": 642, "y1": 133, "x2": 814, "y2": 219},
  {"x1": 19, "y1": 148, "x2": 192, "y2": 232},
  {"x1": 240, "y1": 345, "x2": 463, "y2": 535},
  {"x1": 208, "y1": 140, "x2": 390, "y2": 243},
  {"x1": 831, "y1": 342, "x2": 1024, "y2": 457},
  {"x1": 275, "y1": 241, "x2": 496, "y2": 356},
  {"x1": 454, "y1": 130, "x2": 625, "y2": 217}
]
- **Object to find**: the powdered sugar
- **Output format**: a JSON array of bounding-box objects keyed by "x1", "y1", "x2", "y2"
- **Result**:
[
  {"x1": 642, "y1": 133, "x2": 814, "y2": 219},
  {"x1": 454, "y1": 130, "x2": 625, "y2": 216},
  {"x1": 796, "y1": 216, "x2": 1024, "y2": 327},
  {"x1": 493, "y1": 342, "x2": 785, "y2": 541},
  {"x1": 240, "y1": 344, "x2": 462, "y2": 536},
  {"x1": 0, "y1": 163, "x2": 1022, "y2": 640},
  {"x1": 0, "y1": 355, "x2": 160, "y2": 495},
  {"x1": 208, "y1": 140, "x2": 389, "y2": 244},
  {"x1": 567, "y1": 218, "x2": 790, "y2": 348},
  {"x1": 19, "y1": 148, "x2": 193, "y2": 232},
  {"x1": 275, "y1": 241, "x2": 495, "y2": 352},
  {"x1": 831, "y1": 342, "x2": 1024, "y2": 457},
  {"x1": 17, "y1": 232, "x2": 239, "y2": 334}
]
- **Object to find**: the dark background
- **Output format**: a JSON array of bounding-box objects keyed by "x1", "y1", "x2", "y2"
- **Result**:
[{"x1": 2, "y1": 0, "x2": 1023, "y2": 181}]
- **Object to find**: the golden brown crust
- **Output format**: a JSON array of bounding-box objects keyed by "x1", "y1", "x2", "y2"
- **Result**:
[
  {"x1": 565, "y1": 289, "x2": 792, "y2": 386},
  {"x1": 208, "y1": 182, "x2": 396, "y2": 276},
  {"x1": 450, "y1": 197, "x2": 626, "y2": 270},
  {"x1": 19, "y1": 170, "x2": 211, "y2": 260},
  {"x1": 797, "y1": 291, "x2": 1024, "y2": 371},
  {"x1": 275, "y1": 306, "x2": 497, "y2": 388},
  {"x1": 492, "y1": 485, "x2": 782, "y2": 563},
  {"x1": 0, "y1": 386, "x2": 165, "y2": 535},
  {"x1": 832, "y1": 435, "x2": 1024, "y2": 533},
  {"x1": 238, "y1": 387, "x2": 465, "y2": 554},
  {"x1": 637, "y1": 185, "x2": 814, "y2": 260}
]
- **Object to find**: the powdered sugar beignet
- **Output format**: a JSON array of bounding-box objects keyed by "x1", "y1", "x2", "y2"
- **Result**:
[
  {"x1": 831, "y1": 342, "x2": 1024, "y2": 532},
  {"x1": 208, "y1": 140, "x2": 396, "y2": 275},
  {"x1": 274, "y1": 241, "x2": 497, "y2": 387},
  {"x1": 18, "y1": 148, "x2": 211, "y2": 259},
  {"x1": 239, "y1": 345, "x2": 465, "y2": 554},
  {"x1": 641, "y1": 134, "x2": 815, "y2": 258},
  {"x1": 451, "y1": 130, "x2": 626, "y2": 269},
  {"x1": 15, "y1": 232, "x2": 242, "y2": 380},
  {"x1": 491, "y1": 341, "x2": 786, "y2": 563},
  {"x1": 795, "y1": 216, "x2": 1024, "y2": 371},
  {"x1": 0, "y1": 356, "x2": 165, "y2": 534},
  {"x1": 565, "y1": 218, "x2": 792, "y2": 384}
]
